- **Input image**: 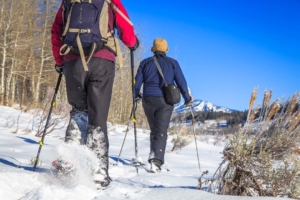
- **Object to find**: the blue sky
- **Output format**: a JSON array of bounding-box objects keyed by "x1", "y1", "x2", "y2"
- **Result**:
[{"x1": 122, "y1": 0, "x2": 300, "y2": 111}]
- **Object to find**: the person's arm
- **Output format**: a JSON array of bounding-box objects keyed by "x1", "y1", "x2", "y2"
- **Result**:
[
  {"x1": 51, "y1": 2, "x2": 64, "y2": 66},
  {"x1": 173, "y1": 60, "x2": 191, "y2": 103},
  {"x1": 134, "y1": 62, "x2": 144, "y2": 98},
  {"x1": 185, "y1": 87, "x2": 194, "y2": 106},
  {"x1": 111, "y1": 0, "x2": 137, "y2": 48}
]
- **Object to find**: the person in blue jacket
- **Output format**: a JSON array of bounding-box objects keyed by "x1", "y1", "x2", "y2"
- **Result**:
[{"x1": 134, "y1": 38, "x2": 193, "y2": 173}]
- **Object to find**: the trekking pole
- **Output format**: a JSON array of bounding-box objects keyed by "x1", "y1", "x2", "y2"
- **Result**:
[
  {"x1": 33, "y1": 74, "x2": 63, "y2": 171},
  {"x1": 115, "y1": 102, "x2": 137, "y2": 165},
  {"x1": 130, "y1": 50, "x2": 141, "y2": 173},
  {"x1": 189, "y1": 106, "x2": 201, "y2": 172}
]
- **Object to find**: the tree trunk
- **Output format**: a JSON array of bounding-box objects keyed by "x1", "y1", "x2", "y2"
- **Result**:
[
  {"x1": 33, "y1": 0, "x2": 52, "y2": 105},
  {"x1": 1, "y1": 0, "x2": 14, "y2": 105},
  {"x1": 6, "y1": 0, "x2": 25, "y2": 106}
]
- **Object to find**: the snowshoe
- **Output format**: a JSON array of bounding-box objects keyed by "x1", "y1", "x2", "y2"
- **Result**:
[
  {"x1": 52, "y1": 158, "x2": 75, "y2": 176},
  {"x1": 131, "y1": 157, "x2": 144, "y2": 167},
  {"x1": 94, "y1": 177, "x2": 111, "y2": 189}
]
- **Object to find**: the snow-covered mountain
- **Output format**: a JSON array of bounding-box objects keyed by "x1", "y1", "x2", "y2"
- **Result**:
[{"x1": 174, "y1": 99, "x2": 235, "y2": 113}]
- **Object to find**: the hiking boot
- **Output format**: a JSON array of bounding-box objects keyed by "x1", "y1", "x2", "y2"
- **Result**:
[
  {"x1": 149, "y1": 159, "x2": 162, "y2": 173},
  {"x1": 93, "y1": 168, "x2": 111, "y2": 187}
]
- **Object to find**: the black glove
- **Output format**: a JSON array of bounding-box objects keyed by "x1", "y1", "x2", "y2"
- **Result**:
[
  {"x1": 55, "y1": 64, "x2": 64, "y2": 74},
  {"x1": 135, "y1": 93, "x2": 142, "y2": 102},
  {"x1": 129, "y1": 36, "x2": 139, "y2": 51}
]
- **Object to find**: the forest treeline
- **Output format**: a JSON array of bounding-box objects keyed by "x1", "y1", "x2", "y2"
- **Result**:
[
  {"x1": 0, "y1": 0, "x2": 62, "y2": 107},
  {"x1": 0, "y1": 0, "x2": 145, "y2": 125},
  {"x1": 172, "y1": 110, "x2": 248, "y2": 127}
]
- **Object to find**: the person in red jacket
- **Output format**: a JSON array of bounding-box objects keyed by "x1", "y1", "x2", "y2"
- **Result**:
[{"x1": 51, "y1": 0, "x2": 138, "y2": 187}]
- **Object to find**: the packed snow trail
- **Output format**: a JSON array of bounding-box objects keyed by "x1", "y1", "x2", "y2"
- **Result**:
[{"x1": 0, "y1": 106, "x2": 290, "y2": 200}]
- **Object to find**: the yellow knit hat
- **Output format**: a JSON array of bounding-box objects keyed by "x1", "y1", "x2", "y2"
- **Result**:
[{"x1": 151, "y1": 38, "x2": 169, "y2": 53}]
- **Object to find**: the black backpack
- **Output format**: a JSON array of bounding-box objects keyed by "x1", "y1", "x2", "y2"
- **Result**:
[{"x1": 59, "y1": 0, "x2": 133, "y2": 71}]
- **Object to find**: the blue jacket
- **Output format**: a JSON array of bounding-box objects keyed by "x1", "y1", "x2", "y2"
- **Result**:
[{"x1": 134, "y1": 52, "x2": 191, "y2": 103}]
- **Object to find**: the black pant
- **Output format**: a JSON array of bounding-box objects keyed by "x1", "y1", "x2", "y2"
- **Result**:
[
  {"x1": 63, "y1": 58, "x2": 115, "y2": 176},
  {"x1": 142, "y1": 96, "x2": 174, "y2": 164},
  {"x1": 64, "y1": 58, "x2": 115, "y2": 133}
]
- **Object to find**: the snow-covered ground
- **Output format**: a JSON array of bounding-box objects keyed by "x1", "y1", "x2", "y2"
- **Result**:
[{"x1": 0, "y1": 106, "x2": 289, "y2": 200}]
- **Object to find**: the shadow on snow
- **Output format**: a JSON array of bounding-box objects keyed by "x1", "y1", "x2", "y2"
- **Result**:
[
  {"x1": 16, "y1": 136, "x2": 51, "y2": 146},
  {"x1": 0, "y1": 154, "x2": 48, "y2": 172},
  {"x1": 116, "y1": 179, "x2": 198, "y2": 190},
  {"x1": 109, "y1": 156, "x2": 133, "y2": 166}
]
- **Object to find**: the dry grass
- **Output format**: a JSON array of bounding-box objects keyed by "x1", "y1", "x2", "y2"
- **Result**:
[
  {"x1": 170, "y1": 135, "x2": 191, "y2": 151},
  {"x1": 209, "y1": 89, "x2": 300, "y2": 198},
  {"x1": 247, "y1": 87, "x2": 258, "y2": 116},
  {"x1": 292, "y1": 146, "x2": 300, "y2": 155},
  {"x1": 266, "y1": 100, "x2": 281, "y2": 122}
]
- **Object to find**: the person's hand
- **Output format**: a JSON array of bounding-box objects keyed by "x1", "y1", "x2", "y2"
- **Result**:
[
  {"x1": 129, "y1": 36, "x2": 139, "y2": 51},
  {"x1": 184, "y1": 94, "x2": 194, "y2": 107},
  {"x1": 55, "y1": 64, "x2": 64, "y2": 74},
  {"x1": 135, "y1": 93, "x2": 142, "y2": 103}
]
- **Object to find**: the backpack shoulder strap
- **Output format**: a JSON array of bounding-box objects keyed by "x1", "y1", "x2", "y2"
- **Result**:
[
  {"x1": 99, "y1": 0, "x2": 133, "y2": 69},
  {"x1": 153, "y1": 56, "x2": 167, "y2": 85},
  {"x1": 105, "y1": 0, "x2": 133, "y2": 26},
  {"x1": 62, "y1": 2, "x2": 75, "y2": 37},
  {"x1": 100, "y1": 0, "x2": 109, "y2": 42}
]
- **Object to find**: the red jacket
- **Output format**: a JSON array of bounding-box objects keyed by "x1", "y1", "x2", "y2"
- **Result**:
[{"x1": 51, "y1": 0, "x2": 137, "y2": 66}]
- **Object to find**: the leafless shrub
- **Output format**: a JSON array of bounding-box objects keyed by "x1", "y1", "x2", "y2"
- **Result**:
[
  {"x1": 11, "y1": 111, "x2": 23, "y2": 134},
  {"x1": 169, "y1": 124, "x2": 187, "y2": 136},
  {"x1": 213, "y1": 133, "x2": 223, "y2": 146},
  {"x1": 199, "y1": 135, "x2": 210, "y2": 144},
  {"x1": 198, "y1": 170, "x2": 210, "y2": 190},
  {"x1": 29, "y1": 157, "x2": 42, "y2": 166},
  {"x1": 24, "y1": 116, "x2": 33, "y2": 133},
  {"x1": 170, "y1": 134, "x2": 191, "y2": 151},
  {"x1": 225, "y1": 133, "x2": 234, "y2": 140},
  {"x1": 34, "y1": 88, "x2": 70, "y2": 137},
  {"x1": 209, "y1": 89, "x2": 300, "y2": 198},
  {"x1": 22, "y1": 129, "x2": 31, "y2": 134},
  {"x1": 194, "y1": 126, "x2": 204, "y2": 135},
  {"x1": 4, "y1": 115, "x2": 16, "y2": 128}
]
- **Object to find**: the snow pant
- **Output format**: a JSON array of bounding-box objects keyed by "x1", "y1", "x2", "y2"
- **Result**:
[
  {"x1": 142, "y1": 96, "x2": 174, "y2": 164},
  {"x1": 63, "y1": 58, "x2": 115, "y2": 177}
]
